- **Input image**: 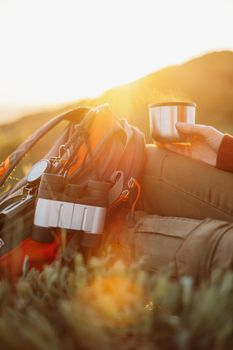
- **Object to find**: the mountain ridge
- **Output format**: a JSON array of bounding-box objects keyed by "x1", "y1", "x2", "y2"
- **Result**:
[{"x1": 1, "y1": 50, "x2": 233, "y2": 159}]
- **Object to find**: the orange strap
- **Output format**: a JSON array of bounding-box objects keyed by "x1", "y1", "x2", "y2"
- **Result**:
[
  {"x1": 0, "y1": 157, "x2": 10, "y2": 178},
  {"x1": 68, "y1": 109, "x2": 119, "y2": 176}
]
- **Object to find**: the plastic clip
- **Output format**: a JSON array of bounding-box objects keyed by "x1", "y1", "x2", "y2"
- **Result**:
[{"x1": 59, "y1": 145, "x2": 70, "y2": 160}]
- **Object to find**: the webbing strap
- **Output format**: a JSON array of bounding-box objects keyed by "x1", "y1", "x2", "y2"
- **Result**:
[
  {"x1": 62, "y1": 233, "x2": 81, "y2": 264},
  {"x1": 108, "y1": 171, "x2": 124, "y2": 205}
]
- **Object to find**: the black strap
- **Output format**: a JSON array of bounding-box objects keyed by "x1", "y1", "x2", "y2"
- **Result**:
[{"x1": 61, "y1": 232, "x2": 82, "y2": 264}]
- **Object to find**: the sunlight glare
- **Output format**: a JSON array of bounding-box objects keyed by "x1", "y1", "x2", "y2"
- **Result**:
[{"x1": 0, "y1": 0, "x2": 232, "y2": 110}]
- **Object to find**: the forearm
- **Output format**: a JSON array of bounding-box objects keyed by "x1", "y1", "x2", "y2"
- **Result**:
[{"x1": 216, "y1": 134, "x2": 233, "y2": 173}]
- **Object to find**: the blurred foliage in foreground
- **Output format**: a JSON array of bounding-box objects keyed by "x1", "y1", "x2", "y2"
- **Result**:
[{"x1": 0, "y1": 255, "x2": 232, "y2": 350}]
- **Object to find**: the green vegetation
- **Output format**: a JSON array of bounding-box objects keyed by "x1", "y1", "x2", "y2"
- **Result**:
[{"x1": 0, "y1": 255, "x2": 232, "y2": 350}]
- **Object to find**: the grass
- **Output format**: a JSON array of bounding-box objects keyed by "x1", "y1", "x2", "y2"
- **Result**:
[{"x1": 0, "y1": 254, "x2": 232, "y2": 350}]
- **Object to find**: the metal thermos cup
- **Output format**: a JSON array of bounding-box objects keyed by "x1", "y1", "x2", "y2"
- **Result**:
[{"x1": 149, "y1": 101, "x2": 196, "y2": 143}]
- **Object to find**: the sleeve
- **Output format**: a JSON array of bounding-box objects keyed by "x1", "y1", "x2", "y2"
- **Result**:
[{"x1": 216, "y1": 134, "x2": 233, "y2": 173}]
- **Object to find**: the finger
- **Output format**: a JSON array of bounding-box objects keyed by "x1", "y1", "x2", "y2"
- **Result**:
[{"x1": 176, "y1": 122, "x2": 209, "y2": 137}]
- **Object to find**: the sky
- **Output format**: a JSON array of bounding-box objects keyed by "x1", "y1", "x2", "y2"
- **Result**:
[{"x1": 0, "y1": 0, "x2": 232, "y2": 122}]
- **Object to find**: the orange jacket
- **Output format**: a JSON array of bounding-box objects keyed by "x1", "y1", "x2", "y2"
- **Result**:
[{"x1": 217, "y1": 134, "x2": 233, "y2": 173}]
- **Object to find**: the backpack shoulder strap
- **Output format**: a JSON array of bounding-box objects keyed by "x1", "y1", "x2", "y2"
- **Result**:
[
  {"x1": 118, "y1": 119, "x2": 146, "y2": 184},
  {"x1": 0, "y1": 107, "x2": 90, "y2": 188}
]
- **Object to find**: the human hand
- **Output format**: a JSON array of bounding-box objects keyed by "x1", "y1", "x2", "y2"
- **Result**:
[{"x1": 163, "y1": 123, "x2": 224, "y2": 166}]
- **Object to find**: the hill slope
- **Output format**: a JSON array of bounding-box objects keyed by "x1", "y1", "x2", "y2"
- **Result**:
[
  {"x1": 85, "y1": 50, "x2": 233, "y2": 139},
  {"x1": 1, "y1": 50, "x2": 233, "y2": 159}
]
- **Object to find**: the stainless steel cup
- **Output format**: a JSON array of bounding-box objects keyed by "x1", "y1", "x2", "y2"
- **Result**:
[{"x1": 149, "y1": 101, "x2": 196, "y2": 143}]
